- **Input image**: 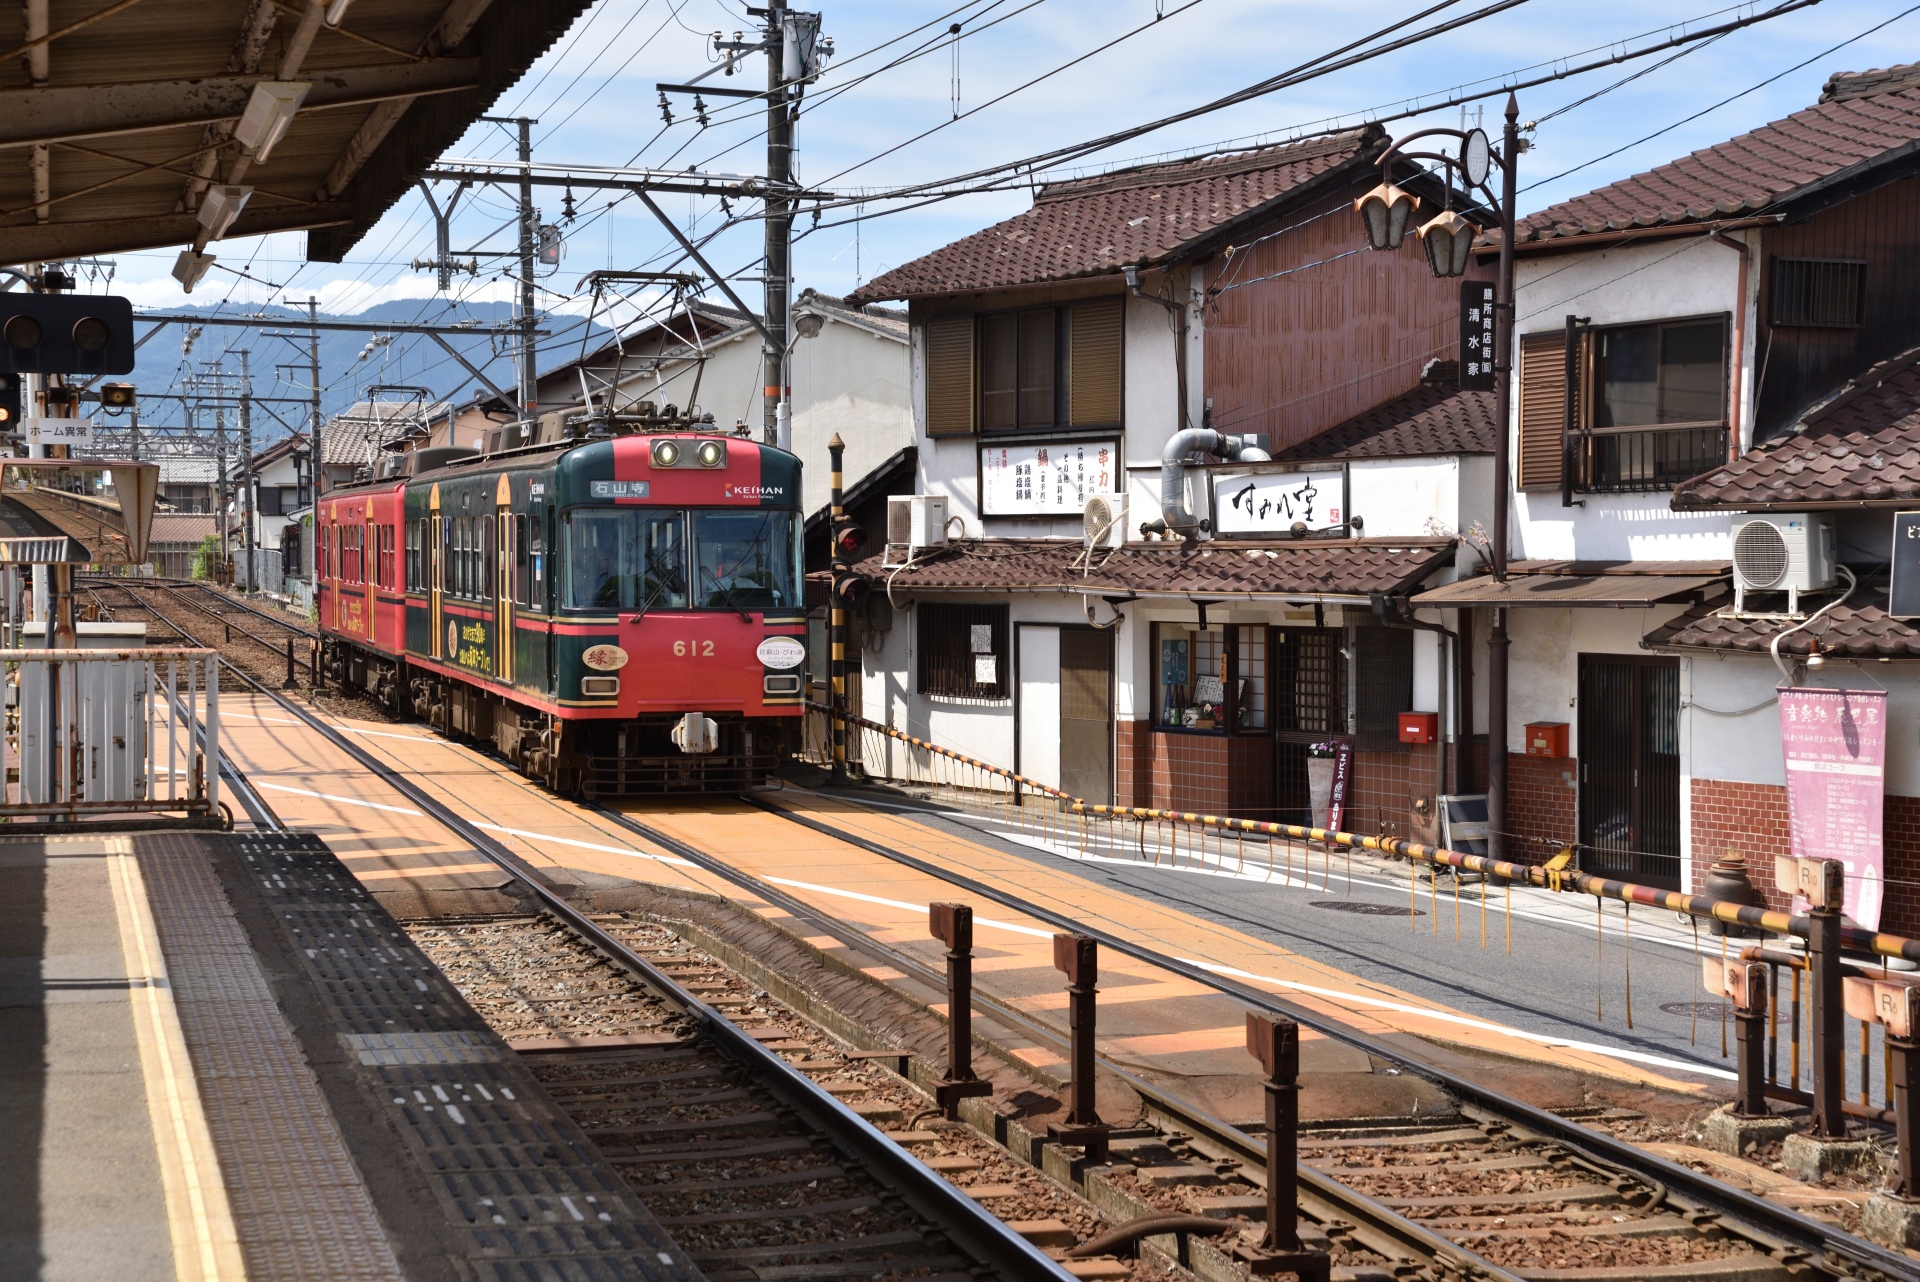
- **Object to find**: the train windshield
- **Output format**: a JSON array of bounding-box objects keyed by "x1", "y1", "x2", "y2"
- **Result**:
[
  {"x1": 563, "y1": 508, "x2": 800, "y2": 612},
  {"x1": 692, "y1": 510, "x2": 801, "y2": 610},
  {"x1": 566, "y1": 509, "x2": 688, "y2": 610}
]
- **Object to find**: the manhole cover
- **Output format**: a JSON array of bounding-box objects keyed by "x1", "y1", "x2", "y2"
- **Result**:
[
  {"x1": 1310, "y1": 900, "x2": 1421, "y2": 917},
  {"x1": 1660, "y1": 1001, "x2": 1731, "y2": 1019}
]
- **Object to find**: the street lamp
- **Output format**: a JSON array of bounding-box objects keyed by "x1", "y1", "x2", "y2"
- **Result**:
[
  {"x1": 773, "y1": 307, "x2": 826, "y2": 452},
  {"x1": 1353, "y1": 182, "x2": 1421, "y2": 252},
  {"x1": 1360, "y1": 95, "x2": 1523, "y2": 866}
]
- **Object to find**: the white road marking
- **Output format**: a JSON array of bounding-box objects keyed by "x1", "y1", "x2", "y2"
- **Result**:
[
  {"x1": 762, "y1": 876, "x2": 1053, "y2": 938},
  {"x1": 1190, "y1": 958, "x2": 1736, "y2": 1081}
]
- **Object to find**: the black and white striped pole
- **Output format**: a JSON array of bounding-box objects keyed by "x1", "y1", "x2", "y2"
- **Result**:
[{"x1": 828, "y1": 433, "x2": 848, "y2": 785}]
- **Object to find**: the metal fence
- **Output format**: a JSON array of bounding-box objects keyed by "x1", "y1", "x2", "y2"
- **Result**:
[{"x1": 7, "y1": 647, "x2": 219, "y2": 820}]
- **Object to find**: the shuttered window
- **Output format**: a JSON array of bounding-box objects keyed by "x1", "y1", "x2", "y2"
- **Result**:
[
  {"x1": 1517, "y1": 330, "x2": 1567, "y2": 490},
  {"x1": 925, "y1": 317, "x2": 976, "y2": 436},
  {"x1": 1773, "y1": 258, "x2": 1865, "y2": 327},
  {"x1": 1068, "y1": 298, "x2": 1123, "y2": 426}
]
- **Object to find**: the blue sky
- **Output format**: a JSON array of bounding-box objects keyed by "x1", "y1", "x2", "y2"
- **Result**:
[{"x1": 110, "y1": 0, "x2": 1920, "y2": 337}]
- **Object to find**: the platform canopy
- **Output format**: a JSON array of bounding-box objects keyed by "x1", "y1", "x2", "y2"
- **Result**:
[{"x1": 0, "y1": 0, "x2": 593, "y2": 267}]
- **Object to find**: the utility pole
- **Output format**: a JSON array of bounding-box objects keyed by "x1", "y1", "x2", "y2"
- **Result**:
[
  {"x1": 307, "y1": 297, "x2": 322, "y2": 502},
  {"x1": 239, "y1": 349, "x2": 256, "y2": 594},
  {"x1": 480, "y1": 115, "x2": 541, "y2": 421},
  {"x1": 764, "y1": 2, "x2": 791, "y2": 446}
]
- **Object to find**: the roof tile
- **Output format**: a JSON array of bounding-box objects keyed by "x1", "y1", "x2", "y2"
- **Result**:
[
  {"x1": 1647, "y1": 590, "x2": 1920, "y2": 660},
  {"x1": 1273, "y1": 383, "x2": 1497, "y2": 461},
  {"x1": 850, "y1": 129, "x2": 1381, "y2": 303}
]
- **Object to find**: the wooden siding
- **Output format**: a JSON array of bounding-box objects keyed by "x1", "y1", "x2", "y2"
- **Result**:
[
  {"x1": 1757, "y1": 169, "x2": 1920, "y2": 437},
  {"x1": 1202, "y1": 185, "x2": 1492, "y2": 452},
  {"x1": 925, "y1": 316, "x2": 975, "y2": 436}
]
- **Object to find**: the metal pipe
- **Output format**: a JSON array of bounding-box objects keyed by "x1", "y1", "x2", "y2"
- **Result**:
[
  {"x1": 1145, "y1": 427, "x2": 1272, "y2": 538},
  {"x1": 1736, "y1": 981, "x2": 1767, "y2": 1117}
]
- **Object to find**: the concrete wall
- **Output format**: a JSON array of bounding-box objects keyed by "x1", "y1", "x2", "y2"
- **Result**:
[{"x1": 787, "y1": 314, "x2": 912, "y2": 518}]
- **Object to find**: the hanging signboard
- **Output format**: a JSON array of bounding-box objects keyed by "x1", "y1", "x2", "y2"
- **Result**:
[
  {"x1": 1460, "y1": 279, "x2": 1496, "y2": 391},
  {"x1": 979, "y1": 440, "x2": 1116, "y2": 517},
  {"x1": 1779, "y1": 686, "x2": 1887, "y2": 929},
  {"x1": 1211, "y1": 468, "x2": 1344, "y2": 535},
  {"x1": 1890, "y1": 511, "x2": 1920, "y2": 618},
  {"x1": 24, "y1": 416, "x2": 93, "y2": 448}
]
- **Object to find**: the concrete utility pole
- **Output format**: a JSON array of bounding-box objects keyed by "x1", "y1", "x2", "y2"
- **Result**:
[
  {"x1": 763, "y1": 2, "x2": 791, "y2": 446},
  {"x1": 238, "y1": 349, "x2": 256, "y2": 593},
  {"x1": 487, "y1": 115, "x2": 541, "y2": 420},
  {"x1": 308, "y1": 297, "x2": 322, "y2": 502}
]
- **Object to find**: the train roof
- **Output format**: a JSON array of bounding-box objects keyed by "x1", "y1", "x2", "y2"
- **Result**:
[{"x1": 319, "y1": 431, "x2": 800, "y2": 498}]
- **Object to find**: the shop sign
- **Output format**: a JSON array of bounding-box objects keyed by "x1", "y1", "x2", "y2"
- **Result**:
[
  {"x1": 1212, "y1": 468, "x2": 1344, "y2": 535},
  {"x1": 1780, "y1": 687, "x2": 1886, "y2": 929},
  {"x1": 980, "y1": 441, "x2": 1116, "y2": 516}
]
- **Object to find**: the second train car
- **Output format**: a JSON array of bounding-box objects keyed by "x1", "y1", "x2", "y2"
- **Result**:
[{"x1": 315, "y1": 429, "x2": 808, "y2": 793}]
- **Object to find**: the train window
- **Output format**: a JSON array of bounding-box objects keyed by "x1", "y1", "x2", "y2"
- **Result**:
[
  {"x1": 378, "y1": 525, "x2": 395, "y2": 588},
  {"x1": 454, "y1": 517, "x2": 471, "y2": 598},
  {"x1": 530, "y1": 514, "x2": 546, "y2": 609},
  {"x1": 513, "y1": 516, "x2": 529, "y2": 605},
  {"x1": 692, "y1": 510, "x2": 801, "y2": 611},
  {"x1": 566, "y1": 509, "x2": 687, "y2": 611},
  {"x1": 404, "y1": 519, "x2": 418, "y2": 588},
  {"x1": 481, "y1": 514, "x2": 495, "y2": 601}
]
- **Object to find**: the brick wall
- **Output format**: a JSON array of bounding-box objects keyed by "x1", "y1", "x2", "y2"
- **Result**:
[
  {"x1": 1688, "y1": 778, "x2": 1920, "y2": 938},
  {"x1": 1505, "y1": 751, "x2": 1578, "y2": 855}
]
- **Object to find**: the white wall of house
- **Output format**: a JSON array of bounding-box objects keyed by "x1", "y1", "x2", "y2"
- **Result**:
[
  {"x1": 1504, "y1": 604, "x2": 1691, "y2": 753},
  {"x1": 789, "y1": 312, "x2": 912, "y2": 518},
  {"x1": 1350, "y1": 455, "x2": 1460, "y2": 539},
  {"x1": 1509, "y1": 233, "x2": 1754, "y2": 563},
  {"x1": 1681, "y1": 653, "x2": 1920, "y2": 795}
]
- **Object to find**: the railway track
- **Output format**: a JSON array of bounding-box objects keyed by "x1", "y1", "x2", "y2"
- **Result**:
[
  {"x1": 160, "y1": 642, "x2": 1919, "y2": 1280},
  {"x1": 84, "y1": 577, "x2": 324, "y2": 693}
]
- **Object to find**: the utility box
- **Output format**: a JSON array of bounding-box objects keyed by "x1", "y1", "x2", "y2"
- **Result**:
[
  {"x1": 1525, "y1": 721, "x2": 1569, "y2": 758},
  {"x1": 1398, "y1": 711, "x2": 1438, "y2": 744},
  {"x1": 17, "y1": 623, "x2": 152, "y2": 806}
]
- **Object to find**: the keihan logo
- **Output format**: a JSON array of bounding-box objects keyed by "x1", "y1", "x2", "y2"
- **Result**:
[{"x1": 724, "y1": 484, "x2": 784, "y2": 498}]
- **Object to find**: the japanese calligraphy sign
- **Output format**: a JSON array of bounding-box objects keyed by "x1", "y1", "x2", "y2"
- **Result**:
[
  {"x1": 1460, "y1": 280, "x2": 1496, "y2": 391},
  {"x1": 1779, "y1": 687, "x2": 1887, "y2": 929},
  {"x1": 979, "y1": 441, "x2": 1116, "y2": 516},
  {"x1": 1211, "y1": 468, "x2": 1344, "y2": 536}
]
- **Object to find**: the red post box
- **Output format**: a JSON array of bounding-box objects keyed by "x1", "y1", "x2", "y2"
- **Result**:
[
  {"x1": 1525, "y1": 721, "x2": 1569, "y2": 758},
  {"x1": 1398, "y1": 712, "x2": 1438, "y2": 744}
]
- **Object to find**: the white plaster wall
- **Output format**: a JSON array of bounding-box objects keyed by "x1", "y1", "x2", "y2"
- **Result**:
[
  {"x1": 1681, "y1": 653, "x2": 1920, "y2": 796},
  {"x1": 1349, "y1": 456, "x2": 1459, "y2": 538},
  {"x1": 1515, "y1": 492, "x2": 1734, "y2": 562},
  {"x1": 1412, "y1": 629, "x2": 1440, "y2": 714},
  {"x1": 1509, "y1": 235, "x2": 1746, "y2": 564},
  {"x1": 1017, "y1": 624, "x2": 1062, "y2": 789},
  {"x1": 789, "y1": 316, "x2": 912, "y2": 517},
  {"x1": 1504, "y1": 606, "x2": 1689, "y2": 753}
]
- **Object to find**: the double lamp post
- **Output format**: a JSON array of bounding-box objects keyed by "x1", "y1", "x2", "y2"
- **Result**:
[{"x1": 1354, "y1": 94, "x2": 1521, "y2": 861}]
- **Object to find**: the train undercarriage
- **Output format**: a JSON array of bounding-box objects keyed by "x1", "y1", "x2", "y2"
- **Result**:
[{"x1": 320, "y1": 637, "x2": 793, "y2": 795}]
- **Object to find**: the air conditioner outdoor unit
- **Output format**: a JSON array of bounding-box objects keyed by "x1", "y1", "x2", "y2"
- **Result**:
[
  {"x1": 884, "y1": 495, "x2": 949, "y2": 566},
  {"x1": 1732, "y1": 512, "x2": 1835, "y2": 615},
  {"x1": 1083, "y1": 493, "x2": 1128, "y2": 549}
]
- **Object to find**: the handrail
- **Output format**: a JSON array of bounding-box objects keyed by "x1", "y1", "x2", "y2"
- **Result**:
[{"x1": 810, "y1": 700, "x2": 1920, "y2": 965}]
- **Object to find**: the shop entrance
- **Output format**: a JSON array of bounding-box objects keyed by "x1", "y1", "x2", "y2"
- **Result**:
[{"x1": 1577, "y1": 654, "x2": 1681, "y2": 888}]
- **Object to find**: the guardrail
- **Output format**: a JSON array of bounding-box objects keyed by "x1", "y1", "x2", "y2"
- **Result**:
[{"x1": 4, "y1": 647, "x2": 220, "y2": 821}]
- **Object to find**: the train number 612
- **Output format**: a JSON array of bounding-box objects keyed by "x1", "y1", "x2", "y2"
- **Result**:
[{"x1": 673, "y1": 639, "x2": 716, "y2": 657}]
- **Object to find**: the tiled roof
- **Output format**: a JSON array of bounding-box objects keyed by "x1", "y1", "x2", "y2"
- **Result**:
[
  {"x1": 1511, "y1": 63, "x2": 1920, "y2": 248},
  {"x1": 1672, "y1": 344, "x2": 1920, "y2": 508},
  {"x1": 320, "y1": 402, "x2": 446, "y2": 466},
  {"x1": 149, "y1": 513, "x2": 216, "y2": 544},
  {"x1": 1273, "y1": 383, "x2": 1497, "y2": 461},
  {"x1": 849, "y1": 129, "x2": 1382, "y2": 302},
  {"x1": 1646, "y1": 590, "x2": 1920, "y2": 660},
  {"x1": 795, "y1": 288, "x2": 907, "y2": 340},
  {"x1": 854, "y1": 536, "x2": 1454, "y2": 596}
]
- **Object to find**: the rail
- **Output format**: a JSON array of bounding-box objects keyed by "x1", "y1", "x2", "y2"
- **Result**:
[{"x1": 1, "y1": 646, "x2": 219, "y2": 821}]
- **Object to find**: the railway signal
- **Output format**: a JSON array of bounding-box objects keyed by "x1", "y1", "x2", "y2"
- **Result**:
[
  {"x1": 833, "y1": 519, "x2": 866, "y2": 558},
  {"x1": 0, "y1": 293, "x2": 136, "y2": 375}
]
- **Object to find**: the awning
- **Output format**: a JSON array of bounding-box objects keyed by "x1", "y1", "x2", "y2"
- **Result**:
[{"x1": 1416, "y1": 570, "x2": 1726, "y2": 608}]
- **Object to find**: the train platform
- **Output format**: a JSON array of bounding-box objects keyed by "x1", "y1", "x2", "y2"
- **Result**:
[{"x1": 0, "y1": 826, "x2": 695, "y2": 1282}]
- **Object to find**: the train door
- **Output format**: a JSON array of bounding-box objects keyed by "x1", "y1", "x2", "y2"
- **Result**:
[
  {"x1": 429, "y1": 485, "x2": 444, "y2": 661},
  {"x1": 495, "y1": 475, "x2": 513, "y2": 683},
  {"x1": 543, "y1": 506, "x2": 557, "y2": 693}
]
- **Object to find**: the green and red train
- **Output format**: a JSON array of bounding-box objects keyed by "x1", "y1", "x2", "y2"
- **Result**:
[{"x1": 315, "y1": 430, "x2": 808, "y2": 793}]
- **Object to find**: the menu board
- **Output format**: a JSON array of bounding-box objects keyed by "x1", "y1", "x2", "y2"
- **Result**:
[{"x1": 980, "y1": 441, "x2": 1117, "y2": 516}]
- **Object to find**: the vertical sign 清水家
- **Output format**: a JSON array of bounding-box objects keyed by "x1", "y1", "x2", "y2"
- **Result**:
[
  {"x1": 1460, "y1": 280, "x2": 1496, "y2": 391},
  {"x1": 1779, "y1": 687, "x2": 1887, "y2": 928}
]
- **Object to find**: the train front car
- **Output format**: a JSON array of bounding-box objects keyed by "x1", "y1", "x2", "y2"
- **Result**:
[{"x1": 405, "y1": 432, "x2": 806, "y2": 795}]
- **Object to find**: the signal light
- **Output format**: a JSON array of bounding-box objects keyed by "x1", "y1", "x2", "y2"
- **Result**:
[
  {"x1": 0, "y1": 373, "x2": 20, "y2": 428},
  {"x1": 832, "y1": 570, "x2": 870, "y2": 610},
  {"x1": 833, "y1": 521, "x2": 866, "y2": 558},
  {"x1": 0, "y1": 294, "x2": 134, "y2": 374}
]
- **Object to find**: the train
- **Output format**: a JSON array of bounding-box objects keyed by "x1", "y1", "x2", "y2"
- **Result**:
[{"x1": 313, "y1": 420, "x2": 808, "y2": 794}]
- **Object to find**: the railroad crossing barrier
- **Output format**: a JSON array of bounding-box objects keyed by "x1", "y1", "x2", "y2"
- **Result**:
[
  {"x1": 1048, "y1": 931, "x2": 1108, "y2": 1162},
  {"x1": 1236, "y1": 1013, "x2": 1329, "y2": 1281},
  {"x1": 4, "y1": 647, "x2": 219, "y2": 821},
  {"x1": 1704, "y1": 957, "x2": 1771, "y2": 1117},
  {"x1": 928, "y1": 902, "x2": 994, "y2": 1119}
]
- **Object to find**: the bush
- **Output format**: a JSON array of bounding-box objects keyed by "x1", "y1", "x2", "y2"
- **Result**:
[{"x1": 189, "y1": 535, "x2": 220, "y2": 580}]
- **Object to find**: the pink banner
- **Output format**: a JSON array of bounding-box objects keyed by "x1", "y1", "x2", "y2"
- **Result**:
[{"x1": 1779, "y1": 687, "x2": 1887, "y2": 929}]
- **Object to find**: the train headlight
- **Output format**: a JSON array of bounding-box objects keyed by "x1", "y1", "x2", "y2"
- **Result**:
[
  {"x1": 696, "y1": 439, "x2": 726, "y2": 468},
  {"x1": 651, "y1": 440, "x2": 681, "y2": 468}
]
